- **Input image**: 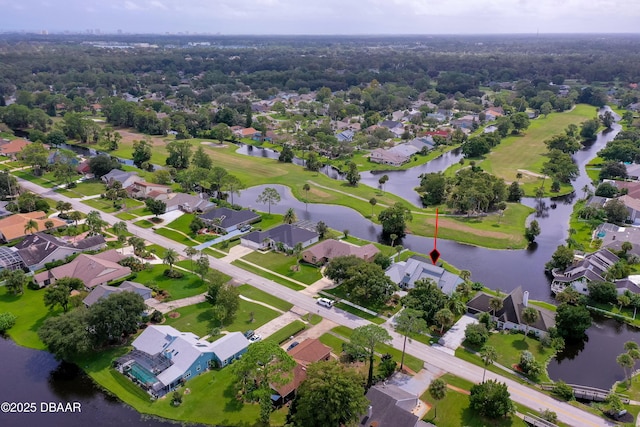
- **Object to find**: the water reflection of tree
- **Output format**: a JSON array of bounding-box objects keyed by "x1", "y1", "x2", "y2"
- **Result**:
[
  {"x1": 554, "y1": 335, "x2": 589, "y2": 362},
  {"x1": 535, "y1": 200, "x2": 550, "y2": 218}
]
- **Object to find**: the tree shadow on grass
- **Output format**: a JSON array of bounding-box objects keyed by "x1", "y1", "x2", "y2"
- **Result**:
[
  {"x1": 461, "y1": 407, "x2": 516, "y2": 427},
  {"x1": 222, "y1": 381, "x2": 245, "y2": 412},
  {"x1": 510, "y1": 339, "x2": 530, "y2": 351}
]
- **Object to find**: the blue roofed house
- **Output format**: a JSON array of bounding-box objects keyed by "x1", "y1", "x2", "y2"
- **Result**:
[
  {"x1": 336, "y1": 129, "x2": 355, "y2": 142},
  {"x1": 116, "y1": 326, "x2": 249, "y2": 397},
  {"x1": 385, "y1": 256, "x2": 464, "y2": 295},
  {"x1": 240, "y1": 224, "x2": 319, "y2": 251},
  {"x1": 406, "y1": 136, "x2": 435, "y2": 152},
  {"x1": 199, "y1": 207, "x2": 260, "y2": 233}
]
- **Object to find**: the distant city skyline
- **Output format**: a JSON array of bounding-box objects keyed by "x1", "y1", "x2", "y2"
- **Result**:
[{"x1": 1, "y1": 0, "x2": 639, "y2": 35}]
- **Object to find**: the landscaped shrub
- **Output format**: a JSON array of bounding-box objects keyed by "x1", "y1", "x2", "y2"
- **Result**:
[
  {"x1": 150, "y1": 310, "x2": 164, "y2": 324},
  {"x1": 552, "y1": 380, "x2": 574, "y2": 401},
  {"x1": 471, "y1": 282, "x2": 484, "y2": 291},
  {"x1": 518, "y1": 351, "x2": 542, "y2": 379},
  {"x1": 378, "y1": 353, "x2": 397, "y2": 379},
  {"x1": 0, "y1": 312, "x2": 17, "y2": 334},
  {"x1": 464, "y1": 323, "x2": 489, "y2": 347},
  {"x1": 171, "y1": 391, "x2": 182, "y2": 406},
  {"x1": 118, "y1": 256, "x2": 146, "y2": 272},
  {"x1": 163, "y1": 269, "x2": 184, "y2": 279}
]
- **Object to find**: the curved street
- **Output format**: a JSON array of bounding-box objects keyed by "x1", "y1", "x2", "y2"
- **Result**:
[{"x1": 19, "y1": 178, "x2": 615, "y2": 427}]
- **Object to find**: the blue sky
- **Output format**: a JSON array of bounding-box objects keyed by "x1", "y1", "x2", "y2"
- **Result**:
[{"x1": 1, "y1": 0, "x2": 639, "y2": 34}]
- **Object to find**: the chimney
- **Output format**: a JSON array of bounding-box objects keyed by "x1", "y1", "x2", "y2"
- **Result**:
[
  {"x1": 523, "y1": 291, "x2": 529, "y2": 307},
  {"x1": 367, "y1": 405, "x2": 373, "y2": 419}
]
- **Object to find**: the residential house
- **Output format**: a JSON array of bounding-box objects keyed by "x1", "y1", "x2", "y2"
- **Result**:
[
  {"x1": 14, "y1": 232, "x2": 106, "y2": 271},
  {"x1": 301, "y1": 239, "x2": 380, "y2": 265},
  {"x1": 83, "y1": 281, "x2": 152, "y2": 307},
  {"x1": 379, "y1": 120, "x2": 403, "y2": 131},
  {"x1": 271, "y1": 339, "x2": 332, "y2": 405},
  {"x1": 0, "y1": 246, "x2": 26, "y2": 271},
  {"x1": 426, "y1": 112, "x2": 447, "y2": 122},
  {"x1": 116, "y1": 326, "x2": 248, "y2": 397},
  {"x1": 406, "y1": 136, "x2": 435, "y2": 152},
  {"x1": 241, "y1": 224, "x2": 319, "y2": 251},
  {"x1": 360, "y1": 384, "x2": 433, "y2": 427},
  {"x1": 585, "y1": 195, "x2": 609, "y2": 209},
  {"x1": 128, "y1": 181, "x2": 172, "y2": 199},
  {"x1": 47, "y1": 150, "x2": 78, "y2": 166},
  {"x1": 0, "y1": 212, "x2": 66, "y2": 243},
  {"x1": 336, "y1": 129, "x2": 355, "y2": 142},
  {"x1": 199, "y1": 207, "x2": 260, "y2": 233},
  {"x1": 161, "y1": 193, "x2": 215, "y2": 213},
  {"x1": 626, "y1": 163, "x2": 640, "y2": 180},
  {"x1": 451, "y1": 114, "x2": 477, "y2": 129},
  {"x1": 613, "y1": 195, "x2": 640, "y2": 224},
  {"x1": 0, "y1": 139, "x2": 32, "y2": 159},
  {"x1": 33, "y1": 249, "x2": 131, "y2": 288},
  {"x1": 101, "y1": 169, "x2": 140, "y2": 189},
  {"x1": 76, "y1": 159, "x2": 92, "y2": 176},
  {"x1": 611, "y1": 180, "x2": 640, "y2": 199},
  {"x1": 550, "y1": 249, "x2": 620, "y2": 295},
  {"x1": 385, "y1": 256, "x2": 464, "y2": 296},
  {"x1": 424, "y1": 130, "x2": 449, "y2": 139},
  {"x1": 467, "y1": 287, "x2": 556, "y2": 337},
  {"x1": 233, "y1": 127, "x2": 259, "y2": 139},
  {"x1": 388, "y1": 143, "x2": 420, "y2": 159},
  {"x1": 369, "y1": 148, "x2": 410, "y2": 167},
  {"x1": 594, "y1": 223, "x2": 640, "y2": 257}
]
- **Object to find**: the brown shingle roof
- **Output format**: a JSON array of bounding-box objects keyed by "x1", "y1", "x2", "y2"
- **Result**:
[
  {"x1": 0, "y1": 212, "x2": 66, "y2": 241},
  {"x1": 288, "y1": 338, "x2": 331, "y2": 366},
  {"x1": 302, "y1": 239, "x2": 379, "y2": 263},
  {"x1": 34, "y1": 249, "x2": 130, "y2": 288},
  {"x1": 0, "y1": 139, "x2": 31, "y2": 156}
]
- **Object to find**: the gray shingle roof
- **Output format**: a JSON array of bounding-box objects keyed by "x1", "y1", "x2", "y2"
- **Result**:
[
  {"x1": 209, "y1": 332, "x2": 250, "y2": 362},
  {"x1": 199, "y1": 207, "x2": 259, "y2": 229},
  {"x1": 385, "y1": 256, "x2": 463, "y2": 295},
  {"x1": 83, "y1": 281, "x2": 151, "y2": 306},
  {"x1": 242, "y1": 224, "x2": 318, "y2": 248}
]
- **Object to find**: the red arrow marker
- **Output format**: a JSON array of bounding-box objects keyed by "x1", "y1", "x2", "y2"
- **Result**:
[{"x1": 430, "y1": 208, "x2": 440, "y2": 265}]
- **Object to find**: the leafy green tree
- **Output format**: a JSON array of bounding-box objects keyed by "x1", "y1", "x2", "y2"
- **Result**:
[
  {"x1": 55, "y1": 277, "x2": 85, "y2": 291},
  {"x1": 580, "y1": 118, "x2": 600, "y2": 140},
  {"x1": 89, "y1": 155, "x2": 120, "y2": 178},
  {"x1": 600, "y1": 110, "x2": 615, "y2": 129},
  {"x1": 87, "y1": 292, "x2": 146, "y2": 346},
  {"x1": 183, "y1": 246, "x2": 198, "y2": 269},
  {"x1": 419, "y1": 172, "x2": 446, "y2": 206},
  {"x1": 20, "y1": 142, "x2": 49, "y2": 174},
  {"x1": 617, "y1": 352, "x2": 634, "y2": 387},
  {"x1": 211, "y1": 123, "x2": 231, "y2": 143},
  {"x1": 345, "y1": 162, "x2": 360, "y2": 186},
  {"x1": 288, "y1": 361, "x2": 367, "y2": 427},
  {"x1": 525, "y1": 220, "x2": 541, "y2": 243},
  {"x1": 342, "y1": 262, "x2": 397, "y2": 305},
  {"x1": 378, "y1": 203, "x2": 412, "y2": 238},
  {"x1": 542, "y1": 149, "x2": 579, "y2": 183},
  {"x1": 469, "y1": 380, "x2": 514, "y2": 419},
  {"x1": 545, "y1": 245, "x2": 575, "y2": 271},
  {"x1": 521, "y1": 307, "x2": 540, "y2": 338},
  {"x1": 24, "y1": 218, "x2": 38, "y2": 235},
  {"x1": 555, "y1": 303, "x2": 592, "y2": 340},
  {"x1": 306, "y1": 152, "x2": 321, "y2": 172},
  {"x1": 595, "y1": 182, "x2": 619, "y2": 197},
  {"x1": 395, "y1": 308, "x2": 427, "y2": 371},
  {"x1": 85, "y1": 210, "x2": 107, "y2": 236},
  {"x1": 256, "y1": 187, "x2": 280, "y2": 214},
  {"x1": 190, "y1": 217, "x2": 205, "y2": 234},
  {"x1": 587, "y1": 281, "x2": 618, "y2": 304},
  {"x1": 38, "y1": 307, "x2": 91, "y2": 360},
  {"x1": 325, "y1": 255, "x2": 364, "y2": 283},
  {"x1": 316, "y1": 221, "x2": 328, "y2": 239},
  {"x1": 510, "y1": 112, "x2": 530, "y2": 133},
  {"x1": 0, "y1": 312, "x2": 16, "y2": 334},
  {"x1": 221, "y1": 174, "x2": 244, "y2": 205},
  {"x1": 464, "y1": 323, "x2": 489, "y2": 348},
  {"x1": 402, "y1": 279, "x2": 447, "y2": 325},
  {"x1": 165, "y1": 140, "x2": 192, "y2": 169},
  {"x1": 278, "y1": 144, "x2": 294, "y2": 163},
  {"x1": 68, "y1": 210, "x2": 82, "y2": 227},
  {"x1": 489, "y1": 296, "x2": 503, "y2": 317},
  {"x1": 145, "y1": 198, "x2": 166, "y2": 217},
  {"x1": 351, "y1": 324, "x2": 392, "y2": 389},
  {"x1": 428, "y1": 378, "x2": 447, "y2": 420},
  {"x1": 434, "y1": 308, "x2": 454, "y2": 334},
  {"x1": 545, "y1": 134, "x2": 581, "y2": 154},
  {"x1": 192, "y1": 146, "x2": 212, "y2": 169},
  {"x1": 44, "y1": 284, "x2": 71, "y2": 312},
  {"x1": 604, "y1": 198, "x2": 629, "y2": 224},
  {"x1": 132, "y1": 140, "x2": 152, "y2": 168},
  {"x1": 1, "y1": 269, "x2": 27, "y2": 295}
]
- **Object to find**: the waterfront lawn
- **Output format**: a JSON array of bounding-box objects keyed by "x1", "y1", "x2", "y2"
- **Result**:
[
  {"x1": 241, "y1": 250, "x2": 321, "y2": 285},
  {"x1": 615, "y1": 372, "x2": 640, "y2": 401},
  {"x1": 133, "y1": 265, "x2": 213, "y2": 300},
  {"x1": 461, "y1": 331, "x2": 553, "y2": 383},
  {"x1": 164, "y1": 300, "x2": 279, "y2": 337},
  {"x1": 237, "y1": 284, "x2": 293, "y2": 312},
  {"x1": 569, "y1": 200, "x2": 602, "y2": 250},
  {"x1": 253, "y1": 212, "x2": 284, "y2": 231},
  {"x1": 77, "y1": 346, "x2": 286, "y2": 426},
  {"x1": 266, "y1": 320, "x2": 307, "y2": 344},
  {"x1": 0, "y1": 287, "x2": 56, "y2": 350}
]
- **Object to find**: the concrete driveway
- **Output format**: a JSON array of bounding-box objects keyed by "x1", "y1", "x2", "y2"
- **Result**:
[{"x1": 434, "y1": 314, "x2": 478, "y2": 355}]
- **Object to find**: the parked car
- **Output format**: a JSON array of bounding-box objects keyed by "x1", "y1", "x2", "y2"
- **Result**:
[
  {"x1": 249, "y1": 334, "x2": 262, "y2": 343},
  {"x1": 244, "y1": 330, "x2": 255, "y2": 339},
  {"x1": 239, "y1": 224, "x2": 252, "y2": 232},
  {"x1": 286, "y1": 341, "x2": 299, "y2": 351},
  {"x1": 317, "y1": 297, "x2": 334, "y2": 308}
]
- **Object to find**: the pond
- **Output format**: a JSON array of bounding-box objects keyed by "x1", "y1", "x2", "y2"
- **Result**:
[{"x1": 0, "y1": 338, "x2": 192, "y2": 427}]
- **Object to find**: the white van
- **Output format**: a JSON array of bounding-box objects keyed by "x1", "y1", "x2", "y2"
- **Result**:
[{"x1": 317, "y1": 297, "x2": 334, "y2": 308}]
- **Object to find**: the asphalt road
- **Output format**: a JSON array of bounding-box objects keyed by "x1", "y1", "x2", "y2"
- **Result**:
[{"x1": 19, "y1": 178, "x2": 614, "y2": 427}]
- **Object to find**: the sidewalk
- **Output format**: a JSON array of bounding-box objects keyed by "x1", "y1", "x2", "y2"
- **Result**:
[{"x1": 145, "y1": 293, "x2": 207, "y2": 314}]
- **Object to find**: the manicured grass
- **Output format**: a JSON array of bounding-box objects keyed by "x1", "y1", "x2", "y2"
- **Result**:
[
  {"x1": 134, "y1": 265, "x2": 216, "y2": 300},
  {"x1": 324, "y1": 284, "x2": 400, "y2": 318},
  {"x1": 333, "y1": 302, "x2": 386, "y2": 324},
  {"x1": 241, "y1": 251, "x2": 321, "y2": 285},
  {"x1": 115, "y1": 212, "x2": 138, "y2": 220},
  {"x1": 165, "y1": 299, "x2": 280, "y2": 337},
  {"x1": 204, "y1": 247, "x2": 227, "y2": 259},
  {"x1": 164, "y1": 212, "x2": 194, "y2": 235},
  {"x1": 237, "y1": 284, "x2": 293, "y2": 312},
  {"x1": 569, "y1": 199, "x2": 603, "y2": 250},
  {"x1": 615, "y1": 372, "x2": 640, "y2": 401},
  {"x1": 211, "y1": 237, "x2": 241, "y2": 253},
  {"x1": 82, "y1": 197, "x2": 120, "y2": 213},
  {"x1": 134, "y1": 219, "x2": 155, "y2": 228},
  {"x1": 331, "y1": 326, "x2": 424, "y2": 372},
  {"x1": 146, "y1": 244, "x2": 168, "y2": 259},
  {"x1": 481, "y1": 104, "x2": 596, "y2": 185},
  {"x1": 12, "y1": 170, "x2": 58, "y2": 188},
  {"x1": 301, "y1": 313, "x2": 323, "y2": 325},
  {"x1": 76, "y1": 346, "x2": 286, "y2": 426},
  {"x1": 129, "y1": 206, "x2": 151, "y2": 217},
  {"x1": 420, "y1": 373, "x2": 529, "y2": 427},
  {"x1": 350, "y1": 144, "x2": 459, "y2": 172},
  {"x1": 61, "y1": 179, "x2": 106, "y2": 197},
  {"x1": 266, "y1": 320, "x2": 307, "y2": 344},
  {"x1": 231, "y1": 260, "x2": 306, "y2": 291},
  {"x1": 319, "y1": 332, "x2": 348, "y2": 354},
  {"x1": 154, "y1": 227, "x2": 198, "y2": 246},
  {"x1": 0, "y1": 287, "x2": 59, "y2": 350},
  {"x1": 253, "y1": 212, "x2": 284, "y2": 231}
]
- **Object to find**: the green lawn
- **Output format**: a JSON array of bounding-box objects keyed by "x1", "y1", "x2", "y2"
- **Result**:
[
  {"x1": 115, "y1": 212, "x2": 138, "y2": 220},
  {"x1": 324, "y1": 284, "x2": 400, "y2": 318},
  {"x1": 12, "y1": 170, "x2": 59, "y2": 188},
  {"x1": 266, "y1": 320, "x2": 307, "y2": 344},
  {"x1": 253, "y1": 212, "x2": 284, "y2": 231},
  {"x1": 241, "y1": 250, "x2": 321, "y2": 285},
  {"x1": 154, "y1": 227, "x2": 198, "y2": 246},
  {"x1": 231, "y1": 260, "x2": 306, "y2": 291},
  {"x1": 164, "y1": 299, "x2": 279, "y2": 337},
  {"x1": 82, "y1": 197, "x2": 120, "y2": 213},
  {"x1": 134, "y1": 219, "x2": 155, "y2": 228},
  {"x1": 333, "y1": 302, "x2": 386, "y2": 324},
  {"x1": 0, "y1": 287, "x2": 59, "y2": 350},
  {"x1": 481, "y1": 105, "x2": 595, "y2": 184},
  {"x1": 318, "y1": 333, "x2": 348, "y2": 354},
  {"x1": 57, "y1": 179, "x2": 106, "y2": 198},
  {"x1": 460, "y1": 332, "x2": 554, "y2": 383},
  {"x1": 350, "y1": 144, "x2": 460, "y2": 172},
  {"x1": 237, "y1": 284, "x2": 293, "y2": 312},
  {"x1": 164, "y1": 213, "x2": 195, "y2": 234},
  {"x1": 134, "y1": 265, "x2": 218, "y2": 301},
  {"x1": 76, "y1": 347, "x2": 286, "y2": 426},
  {"x1": 569, "y1": 200, "x2": 603, "y2": 250}
]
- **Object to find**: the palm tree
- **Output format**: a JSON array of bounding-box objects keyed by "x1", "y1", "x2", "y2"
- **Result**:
[
  {"x1": 44, "y1": 220, "x2": 54, "y2": 231},
  {"x1": 390, "y1": 233, "x2": 398, "y2": 247},
  {"x1": 515, "y1": 172, "x2": 523, "y2": 183},
  {"x1": 369, "y1": 197, "x2": 377, "y2": 218},
  {"x1": 489, "y1": 297, "x2": 503, "y2": 318},
  {"x1": 460, "y1": 270, "x2": 471, "y2": 282},
  {"x1": 535, "y1": 187, "x2": 545, "y2": 200},
  {"x1": 617, "y1": 352, "x2": 634, "y2": 388},
  {"x1": 456, "y1": 282, "x2": 472, "y2": 300},
  {"x1": 162, "y1": 249, "x2": 179, "y2": 273},
  {"x1": 292, "y1": 242, "x2": 303, "y2": 268},
  {"x1": 184, "y1": 247, "x2": 198, "y2": 269},
  {"x1": 446, "y1": 293, "x2": 466, "y2": 316},
  {"x1": 302, "y1": 183, "x2": 310, "y2": 211},
  {"x1": 68, "y1": 210, "x2": 82, "y2": 227},
  {"x1": 56, "y1": 200, "x2": 72, "y2": 216},
  {"x1": 521, "y1": 307, "x2": 539, "y2": 340},
  {"x1": 582, "y1": 184, "x2": 591, "y2": 200},
  {"x1": 480, "y1": 345, "x2": 498, "y2": 382},
  {"x1": 24, "y1": 219, "x2": 38, "y2": 235},
  {"x1": 556, "y1": 287, "x2": 581, "y2": 305},
  {"x1": 283, "y1": 208, "x2": 297, "y2": 225},
  {"x1": 395, "y1": 308, "x2": 427, "y2": 371},
  {"x1": 618, "y1": 294, "x2": 631, "y2": 312},
  {"x1": 624, "y1": 341, "x2": 639, "y2": 352},
  {"x1": 427, "y1": 378, "x2": 447, "y2": 421},
  {"x1": 434, "y1": 308, "x2": 454, "y2": 334},
  {"x1": 630, "y1": 293, "x2": 640, "y2": 320}
]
